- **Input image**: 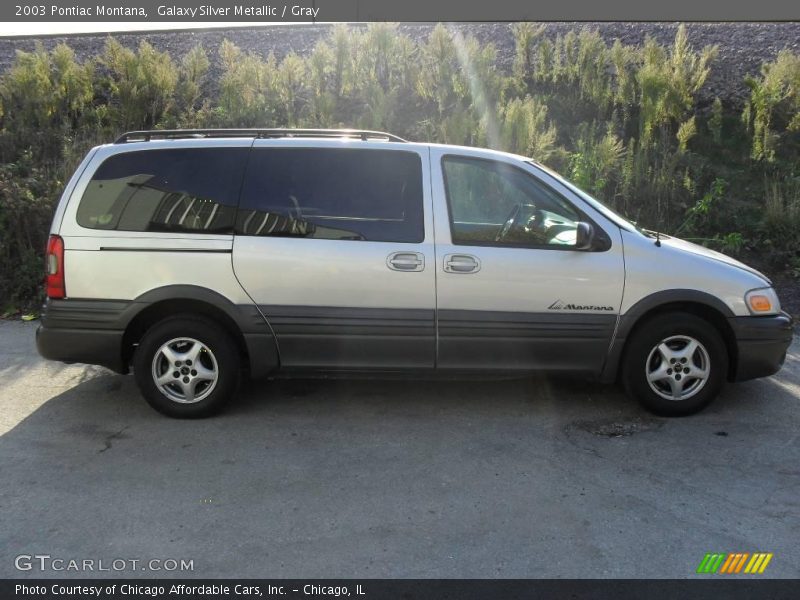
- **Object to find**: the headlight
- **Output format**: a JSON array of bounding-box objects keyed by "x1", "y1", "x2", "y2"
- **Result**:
[{"x1": 745, "y1": 287, "x2": 780, "y2": 315}]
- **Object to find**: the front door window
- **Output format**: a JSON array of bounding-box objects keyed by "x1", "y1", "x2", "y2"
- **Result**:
[{"x1": 442, "y1": 156, "x2": 583, "y2": 248}]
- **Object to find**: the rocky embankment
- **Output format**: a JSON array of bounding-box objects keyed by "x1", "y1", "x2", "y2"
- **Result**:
[{"x1": 2, "y1": 22, "x2": 799, "y2": 107}]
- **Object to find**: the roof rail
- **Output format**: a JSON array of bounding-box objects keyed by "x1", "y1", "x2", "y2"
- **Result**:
[{"x1": 114, "y1": 128, "x2": 408, "y2": 144}]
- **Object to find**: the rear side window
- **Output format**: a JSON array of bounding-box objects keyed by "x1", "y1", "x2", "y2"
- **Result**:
[
  {"x1": 77, "y1": 148, "x2": 249, "y2": 233},
  {"x1": 237, "y1": 148, "x2": 424, "y2": 243}
]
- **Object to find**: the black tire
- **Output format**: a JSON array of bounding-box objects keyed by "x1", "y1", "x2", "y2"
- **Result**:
[
  {"x1": 621, "y1": 312, "x2": 728, "y2": 416},
  {"x1": 133, "y1": 315, "x2": 241, "y2": 418}
]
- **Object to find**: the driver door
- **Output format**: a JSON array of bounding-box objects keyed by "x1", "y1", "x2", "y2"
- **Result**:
[{"x1": 431, "y1": 148, "x2": 625, "y2": 375}]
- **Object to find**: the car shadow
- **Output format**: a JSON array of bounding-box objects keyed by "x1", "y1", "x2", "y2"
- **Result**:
[{"x1": 1, "y1": 345, "x2": 798, "y2": 577}]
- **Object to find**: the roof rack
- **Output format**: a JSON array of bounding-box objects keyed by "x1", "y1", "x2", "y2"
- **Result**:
[{"x1": 114, "y1": 128, "x2": 408, "y2": 144}]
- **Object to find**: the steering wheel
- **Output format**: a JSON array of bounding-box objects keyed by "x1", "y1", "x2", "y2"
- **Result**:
[
  {"x1": 495, "y1": 203, "x2": 522, "y2": 242},
  {"x1": 288, "y1": 194, "x2": 303, "y2": 220},
  {"x1": 533, "y1": 208, "x2": 547, "y2": 233}
]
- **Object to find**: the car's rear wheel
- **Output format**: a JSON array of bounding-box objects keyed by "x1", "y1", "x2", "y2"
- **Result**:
[
  {"x1": 133, "y1": 316, "x2": 240, "y2": 418},
  {"x1": 621, "y1": 312, "x2": 728, "y2": 416}
]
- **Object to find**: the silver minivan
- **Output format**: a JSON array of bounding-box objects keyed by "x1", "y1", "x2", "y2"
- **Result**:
[{"x1": 36, "y1": 129, "x2": 794, "y2": 417}]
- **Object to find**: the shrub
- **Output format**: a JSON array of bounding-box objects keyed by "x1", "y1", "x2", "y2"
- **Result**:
[{"x1": 1, "y1": 24, "x2": 799, "y2": 307}]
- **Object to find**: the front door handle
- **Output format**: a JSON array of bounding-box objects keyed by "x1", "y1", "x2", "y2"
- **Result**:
[
  {"x1": 387, "y1": 251, "x2": 425, "y2": 272},
  {"x1": 443, "y1": 253, "x2": 481, "y2": 274}
]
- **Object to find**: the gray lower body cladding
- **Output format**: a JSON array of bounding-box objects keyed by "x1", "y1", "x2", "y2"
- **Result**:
[
  {"x1": 728, "y1": 312, "x2": 794, "y2": 381},
  {"x1": 36, "y1": 299, "x2": 132, "y2": 373},
  {"x1": 36, "y1": 299, "x2": 793, "y2": 383},
  {"x1": 36, "y1": 326, "x2": 126, "y2": 373},
  {"x1": 261, "y1": 305, "x2": 616, "y2": 375},
  {"x1": 260, "y1": 305, "x2": 436, "y2": 370},
  {"x1": 437, "y1": 309, "x2": 616, "y2": 374},
  {"x1": 36, "y1": 298, "x2": 274, "y2": 376}
]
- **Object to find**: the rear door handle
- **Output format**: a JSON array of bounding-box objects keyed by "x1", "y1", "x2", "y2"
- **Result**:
[
  {"x1": 443, "y1": 254, "x2": 481, "y2": 274},
  {"x1": 387, "y1": 251, "x2": 425, "y2": 272}
]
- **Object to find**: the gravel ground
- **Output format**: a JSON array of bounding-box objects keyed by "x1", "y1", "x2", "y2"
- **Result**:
[
  {"x1": 2, "y1": 22, "x2": 799, "y2": 106},
  {"x1": 0, "y1": 321, "x2": 799, "y2": 578}
]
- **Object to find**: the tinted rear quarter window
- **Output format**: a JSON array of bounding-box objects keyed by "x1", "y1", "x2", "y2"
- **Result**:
[
  {"x1": 237, "y1": 148, "x2": 424, "y2": 243},
  {"x1": 77, "y1": 148, "x2": 249, "y2": 233}
]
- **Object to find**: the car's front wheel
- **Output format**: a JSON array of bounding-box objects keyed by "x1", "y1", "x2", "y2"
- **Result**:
[
  {"x1": 621, "y1": 312, "x2": 728, "y2": 416},
  {"x1": 133, "y1": 316, "x2": 240, "y2": 418}
]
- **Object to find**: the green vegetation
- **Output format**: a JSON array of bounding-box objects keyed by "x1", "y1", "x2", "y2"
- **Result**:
[{"x1": 0, "y1": 23, "x2": 798, "y2": 309}]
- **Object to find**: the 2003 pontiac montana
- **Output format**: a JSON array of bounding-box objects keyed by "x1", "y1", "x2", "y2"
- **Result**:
[{"x1": 36, "y1": 129, "x2": 794, "y2": 417}]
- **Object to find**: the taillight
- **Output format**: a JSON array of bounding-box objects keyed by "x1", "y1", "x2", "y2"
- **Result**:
[{"x1": 45, "y1": 234, "x2": 65, "y2": 299}]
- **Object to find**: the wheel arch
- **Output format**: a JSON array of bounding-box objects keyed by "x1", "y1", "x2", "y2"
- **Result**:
[
  {"x1": 121, "y1": 285, "x2": 279, "y2": 378},
  {"x1": 601, "y1": 290, "x2": 738, "y2": 383}
]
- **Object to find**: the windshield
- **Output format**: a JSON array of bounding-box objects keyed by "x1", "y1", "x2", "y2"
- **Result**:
[{"x1": 525, "y1": 160, "x2": 644, "y2": 234}]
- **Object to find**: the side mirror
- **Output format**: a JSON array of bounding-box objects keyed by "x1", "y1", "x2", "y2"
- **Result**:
[{"x1": 575, "y1": 222, "x2": 595, "y2": 250}]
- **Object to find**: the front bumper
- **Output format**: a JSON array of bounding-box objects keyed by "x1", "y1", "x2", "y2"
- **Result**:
[{"x1": 729, "y1": 311, "x2": 794, "y2": 382}]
